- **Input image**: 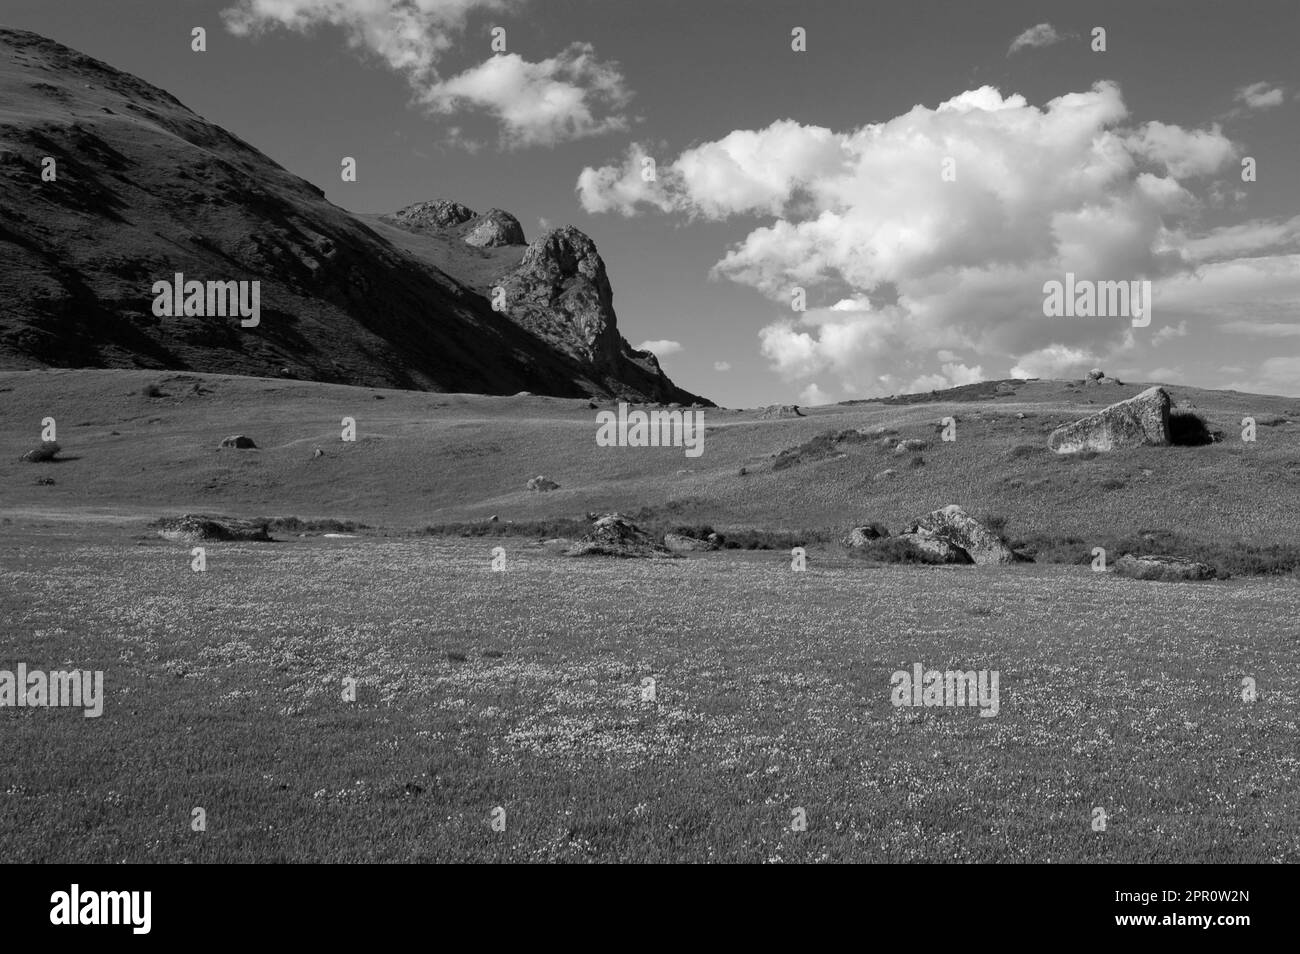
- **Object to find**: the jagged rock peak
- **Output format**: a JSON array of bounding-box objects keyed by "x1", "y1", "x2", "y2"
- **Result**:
[{"x1": 519, "y1": 226, "x2": 607, "y2": 284}]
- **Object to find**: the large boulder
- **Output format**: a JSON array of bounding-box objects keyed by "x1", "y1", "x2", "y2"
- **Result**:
[
  {"x1": 1048, "y1": 386, "x2": 1171, "y2": 454},
  {"x1": 462, "y1": 208, "x2": 525, "y2": 247},
  {"x1": 565, "y1": 513, "x2": 672, "y2": 558},
  {"x1": 1113, "y1": 554, "x2": 1217, "y2": 582},
  {"x1": 900, "y1": 505, "x2": 1016, "y2": 565},
  {"x1": 153, "y1": 514, "x2": 272, "y2": 543}
]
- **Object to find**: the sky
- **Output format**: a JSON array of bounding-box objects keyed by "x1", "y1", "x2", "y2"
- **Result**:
[{"x1": 4, "y1": 0, "x2": 1299, "y2": 406}]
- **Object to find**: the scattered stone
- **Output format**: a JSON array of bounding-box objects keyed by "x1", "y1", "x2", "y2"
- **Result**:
[
  {"x1": 153, "y1": 514, "x2": 272, "y2": 543},
  {"x1": 1016, "y1": 412, "x2": 1026, "y2": 419},
  {"x1": 843, "y1": 523, "x2": 891, "y2": 548},
  {"x1": 312, "y1": 447, "x2": 324, "y2": 458},
  {"x1": 1048, "y1": 386, "x2": 1171, "y2": 454},
  {"x1": 526, "y1": 475, "x2": 559, "y2": 492},
  {"x1": 874, "y1": 468, "x2": 897, "y2": 480},
  {"x1": 1113, "y1": 554, "x2": 1217, "y2": 582},
  {"x1": 900, "y1": 505, "x2": 1017, "y2": 565},
  {"x1": 565, "y1": 513, "x2": 673, "y2": 558},
  {"x1": 894, "y1": 439, "x2": 928, "y2": 454},
  {"x1": 20, "y1": 441, "x2": 60, "y2": 462},
  {"x1": 488, "y1": 514, "x2": 499, "y2": 522},
  {"x1": 34, "y1": 476, "x2": 55, "y2": 486},
  {"x1": 219, "y1": 434, "x2": 257, "y2": 449}
]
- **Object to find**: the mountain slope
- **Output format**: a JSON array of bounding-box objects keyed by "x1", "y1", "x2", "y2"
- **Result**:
[{"x1": 0, "y1": 28, "x2": 708, "y2": 404}]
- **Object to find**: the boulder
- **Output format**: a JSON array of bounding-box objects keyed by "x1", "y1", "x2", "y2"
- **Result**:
[
  {"x1": 462, "y1": 208, "x2": 525, "y2": 247},
  {"x1": 901, "y1": 505, "x2": 1016, "y2": 565},
  {"x1": 895, "y1": 532, "x2": 973, "y2": 564},
  {"x1": 219, "y1": 434, "x2": 257, "y2": 449},
  {"x1": 565, "y1": 513, "x2": 673, "y2": 558},
  {"x1": 1113, "y1": 554, "x2": 1217, "y2": 582},
  {"x1": 526, "y1": 475, "x2": 559, "y2": 492},
  {"x1": 663, "y1": 532, "x2": 718, "y2": 553},
  {"x1": 1048, "y1": 386, "x2": 1171, "y2": 454},
  {"x1": 843, "y1": 523, "x2": 891, "y2": 548},
  {"x1": 153, "y1": 513, "x2": 272, "y2": 543},
  {"x1": 20, "y1": 441, "x2": 60, "y2": 462},
  {"x1": 1086, "y1": 368, "x2": 1105, "y2": 381}
]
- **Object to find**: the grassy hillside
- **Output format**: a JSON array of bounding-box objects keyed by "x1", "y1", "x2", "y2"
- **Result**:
[{"x1": 3, "y1": 369, "x2": 1297, "y2": 553}]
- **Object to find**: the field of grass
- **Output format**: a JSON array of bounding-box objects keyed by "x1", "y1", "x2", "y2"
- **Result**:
[{"x1": 2, "y1": 522, "x2": 1297, "y2": 862}]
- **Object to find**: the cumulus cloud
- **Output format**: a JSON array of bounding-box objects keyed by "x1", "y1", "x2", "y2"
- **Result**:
[
  {"x1": 1007, "y1": 23, "x2": 1064, "y2": 56},
  {"x1": 713, "y1": 361, "x2": 732, "y2": 371},
  {"x1": 799, "y1": 383, "x2": 834, "y2": 406},
  {"x1": 1234, "y1": 82, "x2": 1285, "y2": 111},
  {"x1": 635, "y1": 339, "x2": 682, "y2": 356},
  {"x1": 1010, "y1": 345, "x2": 1099, "y2": 380},
  {"x1": 580, "y1": 81, "x2": 1267, "y2": 396},
  {"x1": 222, "y1": 0, "x2": 628, "y2": 147},
  {"x1": 1223, "y1": 355, "x2": 1300, "y2": 396}
]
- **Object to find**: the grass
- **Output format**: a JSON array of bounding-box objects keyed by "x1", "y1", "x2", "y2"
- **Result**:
[{"x1": 3, "y1": 527, "x2": 1297, "y2": 862}]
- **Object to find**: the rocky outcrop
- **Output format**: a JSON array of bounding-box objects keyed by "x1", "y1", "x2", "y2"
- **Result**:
[
  {"x1": 463, "y1": 209, "x2": 525, "y2": 248},
  {"x1": 392, "y1": 199, "x2": 476, "y2": 231},
  {"x1": 1048, "y1": 386, "x2": 1171, "y2": 453},
  {"x1": 1084, "y1": 368, "x2": 1123, "y2": 386},
  {"x1": 1113, "y1": 554, "x2": 1217, "y2": 581},
  {"x1": 494, "y1": 227, "x2": 710, "y2": 405},
  {"x1": 898, "y1": 505, "x2": 1017, "y2": 565},
  {"x1": 759, "y1": 405, "x2": 804, "y2": 419},
  {"x1": 565, "y1": 513, "x2": 673, "y2": 558}
]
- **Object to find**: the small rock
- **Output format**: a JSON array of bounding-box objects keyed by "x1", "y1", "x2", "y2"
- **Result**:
[
  {"x1": 843, "y1": 523, "x2": 891, "y2": 548},
  {"x1": 526, "y1": 475, "x2": 559, "y2": 492},
  {"x1": 20, "y1": 441, "x2": 60, "y2": 462}
]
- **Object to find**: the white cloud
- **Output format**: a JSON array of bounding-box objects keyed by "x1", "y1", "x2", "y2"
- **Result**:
[
  {"x1": 222, "y1": 1, "x2": 628, "y2": 147},
  {"x1": 1010, "y1": 345, "x2": 1098, "y2": 380},
  {"x1": 425, "y1": 44, "x2": 629, "y2": 147},
  {"x1": 713, "y1": 361, "x2": 732, "y2": 371},
  {"x1": 1223, "y1": 356, "x2": 1300, "y2": 396},
  {"x1": 1235, "y1": 82, "x2": 1285, "y2": 111},
  {"x1": 1220, "y1": 320, "x2": 1300, "y2": 338},
  {"x1": 579, "y1": 82, "x2": 1299, "y2": 395},
  {"x1": 1152, "y1": 320, "x2": 1188, "y2": 345},
  {"x1": 1007, "y1": 23, "x2": 1064, "y2": 56},
  {"x1": 635, "y1": 339, "x2": 682, "y2": 356},
  {"x1": 799, "y1": 383, "x2": 834, "y2": 406}
]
